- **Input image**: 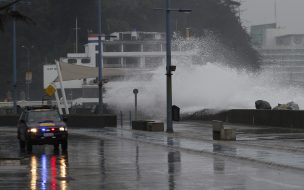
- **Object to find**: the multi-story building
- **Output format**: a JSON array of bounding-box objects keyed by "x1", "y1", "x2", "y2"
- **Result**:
[
  {"x1": 251, "y1": 24, "x2": 304, "y2": 85},
  {"x1": 43, "y1": 31, "x2": 191, "y2": 105}
]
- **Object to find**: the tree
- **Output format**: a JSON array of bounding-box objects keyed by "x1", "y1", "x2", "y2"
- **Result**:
[{"x1": 0, "y1": 0, "x2": 32, "y2": 31}]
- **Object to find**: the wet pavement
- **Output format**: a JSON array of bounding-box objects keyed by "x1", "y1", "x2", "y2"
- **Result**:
[{"x1": 1, "y1": 122, "x2": 304, "y2": 189}]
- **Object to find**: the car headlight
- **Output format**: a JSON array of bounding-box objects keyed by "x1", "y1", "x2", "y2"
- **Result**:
[
  {"x1": 59, "y1": 127, "x2": 66, "y2": 131},
  {"x1": 29, "y1": 128, "x2": 38, "y2": 133}
]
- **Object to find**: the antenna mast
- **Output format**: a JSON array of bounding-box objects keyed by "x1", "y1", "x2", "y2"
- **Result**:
[
  {"x1": 274, "y1": 0, "x2": 277, "y2": 25},
  {"x1": 73, "y1": 17, "x2": 80, "y2": 53}
]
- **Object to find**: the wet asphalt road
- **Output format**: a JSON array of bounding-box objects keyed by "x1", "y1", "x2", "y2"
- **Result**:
[{"x1": 1, "y1": 123, "x2": 304, "y2": 190}]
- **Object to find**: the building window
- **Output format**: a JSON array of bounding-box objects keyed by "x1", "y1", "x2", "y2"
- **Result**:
[
  {"x1": 68, "y1": 59, "x2": 77, "y2": 64},
  {"x1": 122, "y1": 34, "x2": 131, "y2": 41},
  {"x1": 124, "y1": 44, "x2": 141, "y2": 52},
  {"x1": 293, "y1": 36, "x2": 303, "y2": 45},
  {"x1": 81, "y1": 58, "x2": 90, "y2": 64}
]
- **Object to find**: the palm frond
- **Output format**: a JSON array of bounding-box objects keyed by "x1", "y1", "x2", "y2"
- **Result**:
[
  {"x1": 0, "y1": 0, "x2": 22, "y2": 11},
  {"x1": 8, "y1": 10, "x2": 34, "y2": 24},
  {"x1": 0, "y1": 0, "x2": 34, "y2": 31}
]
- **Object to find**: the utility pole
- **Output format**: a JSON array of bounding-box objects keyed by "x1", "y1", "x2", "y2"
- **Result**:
[
  {"x1": 97, "y1": 0, "x2": 103, "y2": 114},
  {"x1": 165, "y1": 0, "x2": 173, "y2": 133},
  {"x1": 133, "y1": 89, "x2": 138, "y2": 121},
  {"x1": 73, "y1": 17, "x2": 80, "y2": 53},
  {"x1": 12, "y1": 4, "x2": 17, "y2": 113},
  {"x1": 274, "y1": 0, "x2": 277, "y2": 24},
  {"x1": 155, "y1": 1, "x2": 191, "y2": 133}
]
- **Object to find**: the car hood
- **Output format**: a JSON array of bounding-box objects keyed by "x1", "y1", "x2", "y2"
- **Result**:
[{"x1": 27, "y1": 121, "x2": 66, "y2": 128}]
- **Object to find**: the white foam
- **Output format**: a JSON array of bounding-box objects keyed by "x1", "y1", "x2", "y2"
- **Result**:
[{"x1": 104, "y1": 38, "x2": 304, "y2": 117}]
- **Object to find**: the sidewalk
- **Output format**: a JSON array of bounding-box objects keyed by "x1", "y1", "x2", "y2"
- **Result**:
[{"x1": 72, "y1": 121, "x2": 304, "y2": 171}]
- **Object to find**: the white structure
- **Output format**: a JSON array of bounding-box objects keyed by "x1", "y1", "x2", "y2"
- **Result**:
[
  {"x1": 251, "y1": 24, "x2": 304, "y2": 85},
  {"x1": 43, "y1": 31, "x2": 192, "y2": 105}
]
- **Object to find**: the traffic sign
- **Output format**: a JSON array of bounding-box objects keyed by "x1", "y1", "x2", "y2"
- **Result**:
[
  {"x1": 25, "y1": 71, "x2": 32, "y2": 83},
  {"x1": 133, "y1": 88, "x2": 138, "y2": 94},
  {"x1": 45, "y1": 85, "x2": 56, "y2": 97}
]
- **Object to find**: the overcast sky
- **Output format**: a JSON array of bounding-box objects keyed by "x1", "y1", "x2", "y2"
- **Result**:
[{"x1": 241, "y1": 0, "x2": 304, "y2": 33}]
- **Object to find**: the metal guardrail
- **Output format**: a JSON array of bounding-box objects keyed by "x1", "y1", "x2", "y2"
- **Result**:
[{"x1": 0, "y1": 101, "x2": 55, "y2": 108}]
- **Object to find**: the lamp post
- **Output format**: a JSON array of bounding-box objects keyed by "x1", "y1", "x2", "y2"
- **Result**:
[
  {"x1": 133, "y1": 89, "x2": 139, "y2": 121},
  {"x1": 96, "y1": 0, "x2": 116, "y2": 114},
  {"x1": 164, "y1": 0, "x2": 192, "y2": 133},
  {"x1": 97, "y1": 0, "x2": 103, "y2": 114},
  {"x1": 12, "y1": 4, "x2": 17, "y2": 113},
  {"x1": 21, "y1": 45, "x2": 33, "y2": 100}
]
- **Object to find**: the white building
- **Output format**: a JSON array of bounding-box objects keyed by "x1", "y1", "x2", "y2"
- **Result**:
[
  {"x1": 43, "y1": 31, "x2": 192, "y2": 104},
  {"x1": 251, "y1": 24, "x2": 304, "y2": 85}
]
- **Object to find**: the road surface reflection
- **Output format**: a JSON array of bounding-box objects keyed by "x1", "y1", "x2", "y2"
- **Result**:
[{"x1": 30, "y1": 153, "x2": 68, "y2": 190}]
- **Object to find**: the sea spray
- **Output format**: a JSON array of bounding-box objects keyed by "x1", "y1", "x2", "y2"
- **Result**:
[{"x1": 104, "y1": 37, "x2": 304, "y2": 118}]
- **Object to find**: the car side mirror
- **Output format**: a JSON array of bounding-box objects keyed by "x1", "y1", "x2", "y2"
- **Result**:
[{"x1": 20, "y1": 119, "x2": 25, "y2": 124}]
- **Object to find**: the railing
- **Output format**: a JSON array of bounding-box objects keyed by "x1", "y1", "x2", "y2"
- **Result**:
[{"x1": 0, "y1": 101, "x2": 57, "y2": 108}]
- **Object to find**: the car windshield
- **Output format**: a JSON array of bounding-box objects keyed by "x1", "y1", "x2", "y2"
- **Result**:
[{"x1": 27, "y1": 110, "x2": 61, "y2": 122}]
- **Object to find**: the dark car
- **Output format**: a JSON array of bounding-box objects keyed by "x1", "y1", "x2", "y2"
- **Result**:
[{"x1": 17, "y1": 106, "x2": 68, "y2": 152}]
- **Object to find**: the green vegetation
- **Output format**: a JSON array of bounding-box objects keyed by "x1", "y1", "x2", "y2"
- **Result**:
[
  {"x1": 0, "y1": 0, "x2": 32, "y2": 30},
  {"x1": 0, "y1": 0, "x2": 259, "y2": 100}
]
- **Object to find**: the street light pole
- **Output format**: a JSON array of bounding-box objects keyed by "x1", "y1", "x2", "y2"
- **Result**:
[
  {"x1": 154, "y1": 2, "x2": 191, "y2": 133},
  {"x1": 97, "y1": 0, "x2": 103, "y2": 114},
  {"x1": 133, "y1": 89, "x2": 139, "y2": 121},
  {"x1": 12, "y1": 4, "x2": 17, "y2": 113},
  {"x1": 165, "y1": 0, "x2": 173, "y2": 133}
]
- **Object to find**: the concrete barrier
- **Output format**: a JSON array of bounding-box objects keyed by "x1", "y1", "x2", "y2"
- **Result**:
[
  {"x1": 212, "y1": 120, "x2": 223, "y2": 140},
  {"x1": 186, "y1": 109, "x2": 304, "y2": 129},
  {"x1": 227, "y1": 109, "x2": 254, "y2": 124},
  {"x1": 221, "y1": 128, "x2": 236, "y2": 141},
  {"x1": 0, "y1": 115, "x2": 19, "y2": 126},
  {"x1": 147, "y1": 122, "x2": 164, "y2": 132},
  {"x1": 132, "y1": 120, "x2": 164, "y2": 132},
  {"x1": 182, "y1": 109, "x2": 228, "y2": 121},
  {"x1": 132, "y1": 120, "x2": 154, "y2": 131},
  {"x1": 212, "y1": 120, "x2": 236, "y2": 141},
  {"x1": 0, "y1": 114, "x2": 117, "y2": 128},
  {"x1": 65, "y1": 114, "x2": 117, "y2": 128}
]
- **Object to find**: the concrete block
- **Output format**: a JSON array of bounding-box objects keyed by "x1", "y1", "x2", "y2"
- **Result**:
[
  {"x1": 0, "y1": 115, "x2": 19, "y2": 126},
  {"x1": 212, "y1": 120, "x2": 236, "y2": 141},
  {"x1": 212, "y1": 120, "x2": 223, "y2": 140},
  {"x1": 147, "y1": 122, "x2": 164, "y2": 132},
  {"x1": 220, "y1": 127, "x2": 236, "y2": 141},
  {"x1": 132, "y1": 120, "x2": 153, "y2": 131},
  {"x1": 65, "y1": 114, "x2": 117, "y2": 128}
]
